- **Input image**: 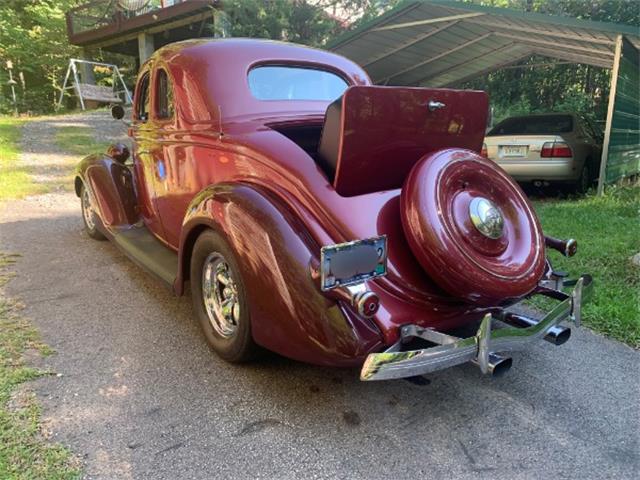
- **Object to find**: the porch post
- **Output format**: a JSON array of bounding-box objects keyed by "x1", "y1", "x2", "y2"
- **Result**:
[
  {"x1": 138, "y1": 32, "x2": 155, "y2": 64},
  {"x1": 79, "y1": 48, "x2": 96, "y2": 84}
]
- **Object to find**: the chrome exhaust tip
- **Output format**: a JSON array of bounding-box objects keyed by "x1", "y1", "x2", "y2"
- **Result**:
[
  {"x1": 487, "y1": 354, "x2": 512, "y2": 377},
  {"x1": 475, "y1": 352, "x2": 512, "y2": 377},
  {"x1": 545, "y1": 326, "x2": 571, "y2": 346}
]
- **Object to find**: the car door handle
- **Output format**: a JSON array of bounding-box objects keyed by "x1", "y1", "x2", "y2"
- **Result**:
[{"x1": 427, "y1": 100, "x2": 446, "y2": 112}]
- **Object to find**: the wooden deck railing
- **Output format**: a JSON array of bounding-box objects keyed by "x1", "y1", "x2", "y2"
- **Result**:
[{"x1": 66, "y1": 0, "x2": 187, "y2": 38}]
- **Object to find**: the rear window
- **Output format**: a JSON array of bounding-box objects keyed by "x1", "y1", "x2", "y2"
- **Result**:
[
  {"x1": 248, "y1": 65, "x2": 348, "y2": 101},
  {"x1": 155, "y1": 68, "x2": 174, "y2": 120},
  {"x1": 488, "y1": 115, "x2": 573, "y2": 136}
]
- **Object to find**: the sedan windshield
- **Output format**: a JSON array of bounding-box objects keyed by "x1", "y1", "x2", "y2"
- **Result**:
[
  {"x1": 488, "y1": 114, "x2": 573, "y2": 136},
  {"x1": 248, "y1": 65, "x2": 348, "y2": 101}
]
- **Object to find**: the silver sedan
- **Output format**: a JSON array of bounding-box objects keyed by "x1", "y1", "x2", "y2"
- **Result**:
[{"x1": 483, "y1": 113, "x2": 602, "y2": 193}]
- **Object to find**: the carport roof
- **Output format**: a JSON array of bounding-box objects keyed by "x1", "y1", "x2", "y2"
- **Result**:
[{"x1": 328, "y1": 0, "x2": 640, "y2": 87}]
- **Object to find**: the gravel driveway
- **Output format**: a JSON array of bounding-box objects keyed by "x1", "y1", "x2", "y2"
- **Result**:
[{"x1": 0, "y1": 111, "x2": 638, "y2": 480}]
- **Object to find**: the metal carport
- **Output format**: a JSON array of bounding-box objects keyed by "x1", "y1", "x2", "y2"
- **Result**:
[{"x1": 328, "y1": 0, "x2": 640, "y2": 192}]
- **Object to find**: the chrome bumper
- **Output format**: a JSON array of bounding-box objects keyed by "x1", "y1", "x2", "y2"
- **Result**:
[
  {"x1": 360, "y1": 275, "x2": 592, "y2": 381},
  {"x1": 495, "y1": 158, "x2": 576, "y2": 181}
]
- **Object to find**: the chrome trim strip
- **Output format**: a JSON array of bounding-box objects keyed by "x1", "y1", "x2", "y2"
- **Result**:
[{"x1": 360, "y1": 275, "x2": 592, "y2": 381}]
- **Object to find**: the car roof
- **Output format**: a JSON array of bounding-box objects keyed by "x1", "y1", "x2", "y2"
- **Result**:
[{"x1": 140, "y1": 38, "x2": 371, "y2": 123}]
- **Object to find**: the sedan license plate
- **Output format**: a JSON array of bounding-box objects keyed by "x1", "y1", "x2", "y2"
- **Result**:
[{"x1": 502, "y1": 145, "x2": 527, "y2": 157}]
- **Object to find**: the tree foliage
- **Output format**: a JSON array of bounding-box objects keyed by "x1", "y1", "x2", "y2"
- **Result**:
[
  {"x1": 461, "y1": 0, "x2": 639, "y2": 126},
  {"x1": 0, "y1": 0, "x2": 83, "y2": 114},
  {"x1": 0, "y1": 0, "x2": 636, "y2": 117},
  {"x1": 0, "y1": 0, "x2": 395, "y2": 113},
  {"x1": 223, "y1": 0, "x2": 397, "y2": 46}
]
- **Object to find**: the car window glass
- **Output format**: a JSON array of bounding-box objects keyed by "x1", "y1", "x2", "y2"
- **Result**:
[
  {"x1": 156, "y1": 69, "x2": 174, "y2": 120},
  {"x1": 487, "y1": 115, "x2": 573, "y2": 136},
  {"x1": 136, "y1": 72, "x2": 151, "y2": 121},
  {"x1": 248, "y1": 66, "x2": 348, "y2": 101}
]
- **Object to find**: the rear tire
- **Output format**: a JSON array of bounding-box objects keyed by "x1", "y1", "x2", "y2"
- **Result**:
[
  {"x1": 80, "y1": 184, "x2": 106, "y2": 240},
  {"x1": 190, "y1": 230, "x2": 258, "y2": 362},
  {"x1": 573, "y1": 162, "x2": 592, "y2": 195}
]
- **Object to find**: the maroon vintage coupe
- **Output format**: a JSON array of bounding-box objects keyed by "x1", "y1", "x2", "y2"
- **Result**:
[{"x1": 75, "y1": 39, "x2": 591, "y2": 381}]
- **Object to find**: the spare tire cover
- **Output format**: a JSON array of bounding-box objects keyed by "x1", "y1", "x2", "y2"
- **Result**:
[{"x1": 400, "y1": 148, "x2": 545, "y2": 305}]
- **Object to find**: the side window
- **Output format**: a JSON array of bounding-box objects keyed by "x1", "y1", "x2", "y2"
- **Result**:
[
  {"x1": 155, "y1": 69, "x2": 174, "y2": 120},
  {"x1": 136, "y1": 72, "x2": 151, "y2": 121}
]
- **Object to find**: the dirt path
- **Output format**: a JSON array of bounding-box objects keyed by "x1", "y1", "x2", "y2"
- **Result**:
[
  {"x1": 19, "y1": 109, "x2": 128, "y2": 187},
  {"x1": 0, "y1": 112, "x2": 638, "y2": 480}
]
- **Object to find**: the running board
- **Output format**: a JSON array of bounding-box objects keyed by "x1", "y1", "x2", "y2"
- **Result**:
[{"x1": 112, "y1": 226, "x2": 178, "y2": 288}]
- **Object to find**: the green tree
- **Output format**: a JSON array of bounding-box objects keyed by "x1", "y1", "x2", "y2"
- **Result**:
[
  {"x1": 223, "y1": 0, "x2": 398, "y2": 47},
  {"x1": 0, "y1": 0, "x2": 83, "y2": 114},
  {"x1": 463, "y1": 0, "x2": 639, "y2": 125}
]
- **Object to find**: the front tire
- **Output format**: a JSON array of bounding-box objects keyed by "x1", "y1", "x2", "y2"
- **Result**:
[
  {"x1": 190, "y1": 230, "x2": 257, "y2": 362},
  {"x1": 80, "y1": 184, "x2": 106, "y2": 240}
]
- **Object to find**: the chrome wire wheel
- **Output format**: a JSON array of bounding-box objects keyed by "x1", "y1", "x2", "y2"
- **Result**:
[
  {"x1": 201, "y1": 252, "x2": 240, "y2": 338},
  {"x1": 82, "y1": 187, "x2": 96, "y2": 231}
]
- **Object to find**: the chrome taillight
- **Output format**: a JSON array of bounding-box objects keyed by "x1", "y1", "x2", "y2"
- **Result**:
[{"x1": 541, "y1": 141, "x2": 572, "y2": 158}]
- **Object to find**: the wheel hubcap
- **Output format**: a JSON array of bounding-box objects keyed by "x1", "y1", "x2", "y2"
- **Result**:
[
  {"x1": 201, "y1": 253, "x2": 240, "y2": 338},
  {"x1": 469, "y1": 197, "x2": 504, "y2": 239},
  {"x1": 82, "y1": 188, "x2": 96, "y2": 230}
]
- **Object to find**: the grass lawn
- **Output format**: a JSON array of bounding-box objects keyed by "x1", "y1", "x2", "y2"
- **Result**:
[
  {"x1": 54, "y1": 126, "x2": 109, "y2": 157},
  {"x1": 1, "y1": 116, "x2": 109, "y2": 201},
  {"x1": 0, "y1": 118, "x2": 48, "y2": 201},
  {"x1": 53, "y1": 126, "x2": 109, "y2": 194},
  {"x1": 0, "y1": 255, "x2": 80, "y2": 479},
  {"x1": 533, "y1": 186, "x2": 640, "y2": 348},
  {"x1": 0, "y1": 118, "x2": 81, "y2": 478}
]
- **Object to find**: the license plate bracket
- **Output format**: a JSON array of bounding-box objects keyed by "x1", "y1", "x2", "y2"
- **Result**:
[{"x1": 320, "y1": 236, "x2": 387, "y2": 291}]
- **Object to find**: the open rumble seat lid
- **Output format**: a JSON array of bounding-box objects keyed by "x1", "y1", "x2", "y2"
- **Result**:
[{"x1": 317, "y1": 86, "x2": 488, "y2": 197}]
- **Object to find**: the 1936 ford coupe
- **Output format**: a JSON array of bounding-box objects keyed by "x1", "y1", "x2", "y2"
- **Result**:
[{"x1": 75, "y1": 39, "x2": 592, "y2": 381}]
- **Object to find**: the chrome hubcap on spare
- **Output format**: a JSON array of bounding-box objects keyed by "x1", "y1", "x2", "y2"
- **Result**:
[
  {"x1": 201, "y1": 253, "x2": 240, "y2": 338},
  {"x1": 469, "y1": 197, "x2": 504, "y2": 239},
  {"x1": 82, "y1": 188, "x2": 96, "y2": 230}
]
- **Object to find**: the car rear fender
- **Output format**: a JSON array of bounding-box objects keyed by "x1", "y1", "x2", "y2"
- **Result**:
[
  {"x1": 177, "y1": 182, "x2": 383, "y2": 366},
  {"x1": 75, "y1": 153, "x2": 139, "y2": 229}
]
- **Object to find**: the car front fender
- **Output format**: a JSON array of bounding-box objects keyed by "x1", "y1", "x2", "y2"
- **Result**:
[
  {"x1": 75, "y1": 153, "x2": 138, "y2": 230},
  {"x1": 177, "y1": 183, "x2": 383, "y2": 367}
]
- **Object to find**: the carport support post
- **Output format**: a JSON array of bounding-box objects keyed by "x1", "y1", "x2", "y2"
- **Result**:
[{"x1": 597, "y1": 35, "x2": 623, "y2": 196}]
